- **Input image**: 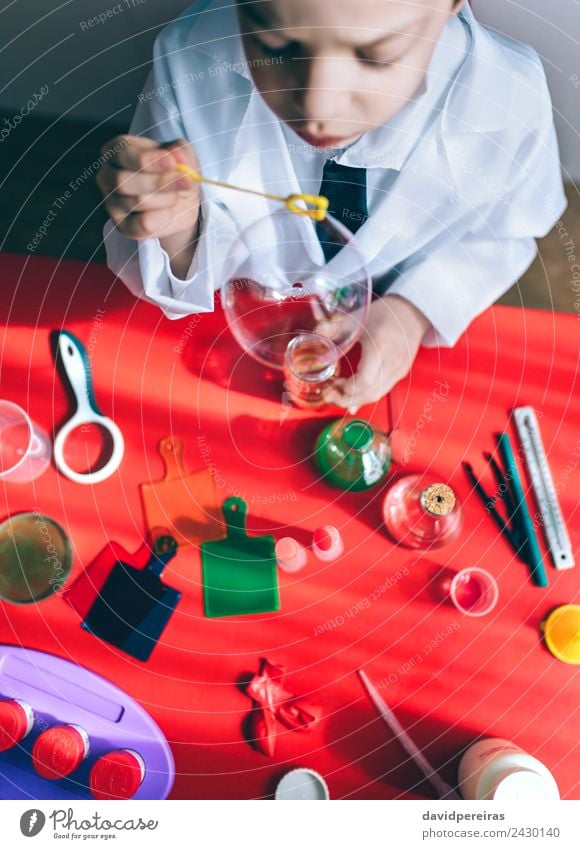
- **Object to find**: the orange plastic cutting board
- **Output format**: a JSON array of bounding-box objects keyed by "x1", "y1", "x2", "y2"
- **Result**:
[{"x1": 140, "y1": 436, "x2": 223, "y2": 546}]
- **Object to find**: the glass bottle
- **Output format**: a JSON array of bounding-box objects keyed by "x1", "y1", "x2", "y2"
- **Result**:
[
  {"x1": 382, "y1": 474, "x2": 462, "y2": 548},
  {"x1": 283, "y1": 333, "x2": 341, "y2": 408},
  {"x1": 315, "y1": 419, "x2": 391, "y2": 490}
]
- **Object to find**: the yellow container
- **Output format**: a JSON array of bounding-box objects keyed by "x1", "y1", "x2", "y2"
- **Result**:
[{"x1": 541, "y1": 605, "x2": 580, "y2": 665}]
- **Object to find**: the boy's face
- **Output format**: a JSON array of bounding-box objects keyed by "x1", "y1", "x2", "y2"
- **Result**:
[{"x1": 238, "y1": 0, "x2": 465, "y2": 147}]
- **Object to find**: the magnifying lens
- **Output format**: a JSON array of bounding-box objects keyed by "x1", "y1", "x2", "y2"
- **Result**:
[{"x1": 53, "y1": 330, "x2": 124, "y2": 485}]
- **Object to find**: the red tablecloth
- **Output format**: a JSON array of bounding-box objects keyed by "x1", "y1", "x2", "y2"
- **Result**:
[{"x1": 0, "y1": 252, "x2": 578, "y2": 800}]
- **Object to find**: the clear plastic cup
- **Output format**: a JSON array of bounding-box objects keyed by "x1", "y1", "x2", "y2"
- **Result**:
[
  {"x1": 449, "y1": 567, "x2": 499, "y2": 617},
  {"x1": 0, "y1": 400, "x2": 51, "y2": 483}
]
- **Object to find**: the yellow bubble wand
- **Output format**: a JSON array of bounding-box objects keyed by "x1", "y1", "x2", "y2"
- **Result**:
[{"x1": 174, "y1": 163, "x2": 329, "y2": 221}]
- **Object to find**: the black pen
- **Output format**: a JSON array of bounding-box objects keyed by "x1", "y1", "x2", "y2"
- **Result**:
[
  {"x1": 484, "y1": 452, "x2": 524, "y2": 546},
  {"x1": 462, "y1": 462, "x2": 524, "y2": 554}
]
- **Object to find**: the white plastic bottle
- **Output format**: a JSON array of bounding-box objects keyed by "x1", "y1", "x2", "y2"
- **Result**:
[{"x1": 458, "y1": 738, "x2": 560, "y2": 801}]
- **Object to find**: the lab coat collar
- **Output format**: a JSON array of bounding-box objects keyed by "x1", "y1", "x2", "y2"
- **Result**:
[
  {"x1": 184, "y1": 0, "x2": 251, "y2": 78},
  {"x1": 440, "y1": 3, "x2": 516, "y2": 136}
]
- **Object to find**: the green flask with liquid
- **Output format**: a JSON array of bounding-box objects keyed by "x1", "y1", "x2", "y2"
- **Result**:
[{"x1": 314, "y1": 419, "x2": 391, "y2": 491}]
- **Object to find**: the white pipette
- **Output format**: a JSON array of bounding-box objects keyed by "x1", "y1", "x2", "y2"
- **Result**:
[{"x1": 357, "y1": 669, "x2": 460, "y2": 800}]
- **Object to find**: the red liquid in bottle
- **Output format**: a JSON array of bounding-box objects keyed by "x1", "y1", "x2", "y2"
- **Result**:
[
  {"x1": 0, "y1": 699, "x2": 34, "y2": 752},
  {"x1": 89, "y1": 749, "x2": 146, "y2": 800},
  {"x1": 32, "y1": 724, "x2": 90, "y2": 780}
]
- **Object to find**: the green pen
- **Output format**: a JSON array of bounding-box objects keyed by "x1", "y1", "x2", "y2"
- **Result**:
[{"x1": 497, "y1": 432, "x2": 548, "y2": 588}]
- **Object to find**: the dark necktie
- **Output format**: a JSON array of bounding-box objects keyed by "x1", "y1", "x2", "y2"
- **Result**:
[{"x1": 316, "y1": 159, "x2": 368, "y2": 261}]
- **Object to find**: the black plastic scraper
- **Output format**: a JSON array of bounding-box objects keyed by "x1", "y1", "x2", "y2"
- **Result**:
[
  {"x1": 201, "y1": 497, "x2": 280, "y2": 618},
  {"x1": 82, "y1": 533, "x2": 181, "y2": 661}
]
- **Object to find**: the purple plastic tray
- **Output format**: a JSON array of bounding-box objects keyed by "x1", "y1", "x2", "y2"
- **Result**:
[{"x1": 0, "y1": 645, "x2": 174, "y2": 800}]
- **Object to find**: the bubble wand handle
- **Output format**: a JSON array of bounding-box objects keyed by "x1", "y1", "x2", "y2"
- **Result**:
[{"x1": 174, "y1": 163, "x2": 328, "y2": 221}]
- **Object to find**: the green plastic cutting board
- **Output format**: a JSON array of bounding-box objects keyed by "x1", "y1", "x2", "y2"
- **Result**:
[{"x1": 201, "y1": 497, "x2": 280, "y2": 618}]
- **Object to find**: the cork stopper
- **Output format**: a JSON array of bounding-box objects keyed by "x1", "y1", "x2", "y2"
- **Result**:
[{"x1": 420, "y1": 483, "x2": 456, "y2": 516}]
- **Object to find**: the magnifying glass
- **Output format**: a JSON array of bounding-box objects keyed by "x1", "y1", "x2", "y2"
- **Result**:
[{"x1": 53, "y1": 330, "x2": 124, "y2": 485}]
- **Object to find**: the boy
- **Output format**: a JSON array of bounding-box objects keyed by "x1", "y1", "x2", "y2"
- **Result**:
[{"x1": 98, "y1": 0, "x2": 566, "y2": 410}]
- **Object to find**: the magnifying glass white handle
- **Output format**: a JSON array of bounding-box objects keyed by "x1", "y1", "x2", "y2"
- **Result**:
[
  {"x1": 54, "y1": 330, "x2": 125, "y2": 485},
  {"x1": 53, "y1": 413, "x2": 125, "y2": 485}
]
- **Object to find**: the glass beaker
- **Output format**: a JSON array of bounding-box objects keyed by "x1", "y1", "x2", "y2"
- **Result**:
[
  {"x1": 315, "y1": 419, "x2": 391, "y2": 491},
  {"x1": 0, "y1": 400, "x2": 51, "y2": 483},
  {"x1": 283, "y1": 332, "x2": 341, "y2": 408},
  {"x1": 0, "y1": 512, "x2": 72, "y2": 604},
  {"x1": 222, "y1": 210, "x2": 371, "y2": 369},
  {"x1": 382, "y1": 475, "x2": 462, "y2": 549}
]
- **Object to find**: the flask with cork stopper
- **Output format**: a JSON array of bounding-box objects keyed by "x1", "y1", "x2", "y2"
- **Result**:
[{"x1": 382, "y1": 475, "x2": 463, "y2": 548}]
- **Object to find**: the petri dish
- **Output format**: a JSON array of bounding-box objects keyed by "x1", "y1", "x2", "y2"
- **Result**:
[{"x1": 0, "y1": 512, "x2": 72, "y2": 604}]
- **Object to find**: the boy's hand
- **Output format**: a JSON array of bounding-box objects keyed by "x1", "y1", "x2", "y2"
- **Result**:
[
  {"x1": 96, "y1": 135, "x2": 200, "y2": 241},
  {"x1": 325, "y1": 294, "x2": 430, "y2": 413}
]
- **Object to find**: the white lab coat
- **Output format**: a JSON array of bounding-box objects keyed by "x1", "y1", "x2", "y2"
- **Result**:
[{"x1": 103, "y1": 0, "x2": 566, "y2": 347}]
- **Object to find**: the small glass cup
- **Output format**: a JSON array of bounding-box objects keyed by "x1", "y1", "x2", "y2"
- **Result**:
[
  {"x1": 283, "y1": 332, "x2": 341, "y2": 408},
  {"x1": 0, "y1": 400, "x2": 51, "y2": 483},
  {"x1": 449, "y1": 567, "x2": 499, "y2": 617},
  {"x1": 0, "y1": 512, "x2": 72, "y2": 604}
]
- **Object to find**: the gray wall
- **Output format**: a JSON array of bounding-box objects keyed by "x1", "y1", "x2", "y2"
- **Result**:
[
  {"x1": 472, "y1": 0, "x2": 580, "y2": 181},
  {"x1": 0, "y1": 0, "x2": 189, "y2": 129},
  {"x1": 1, "y1": 0, "x2": 578, "y2": 177}
]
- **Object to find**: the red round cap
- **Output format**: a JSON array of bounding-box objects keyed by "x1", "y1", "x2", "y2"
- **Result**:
[
  {"x1": 0, "y1": 700, "x2": 33, "y2": 752},
  {"x1": 32, "y1": 725, "x2": 89, "y2": 780},
  {"x1": 312, "y1": 525, "x2": 335, "y2": 551},
  {"x1": 89, "y1": 749, "x2": 145, "y2": 800},
  {"x1": 312, "y1": 525, "x2": 343, "y2": 561}
]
